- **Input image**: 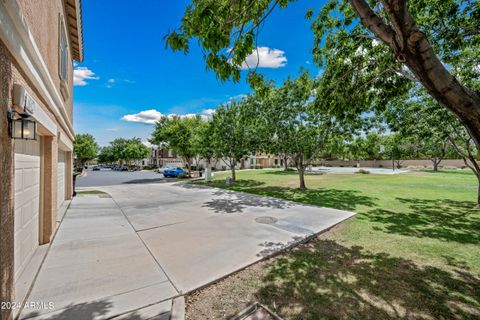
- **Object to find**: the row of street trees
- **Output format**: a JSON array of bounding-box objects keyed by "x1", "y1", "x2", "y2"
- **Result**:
[
  {"x1": 73, "y1": 135, "x2": 150, "y2": 167},
  {"x1": 150, "y1": 68, "x2": 479, "y2": 201},
  {"x1": 97, "y1": 138, "x2": 150, "y2": 165},
  {"x1": 152, "y1": 71, "x2": 350, "y2": 189},
  {"x1": 163, "y1": 0, "x2": 479, "y2": 202},
  {"x1": 165, "y1": 0, "x2": 480, "y2": 156}
]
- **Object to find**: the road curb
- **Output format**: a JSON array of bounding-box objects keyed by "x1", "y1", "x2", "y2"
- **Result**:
[{"x1": 171, "y1": 296, "x2": 185, "y2": 320}]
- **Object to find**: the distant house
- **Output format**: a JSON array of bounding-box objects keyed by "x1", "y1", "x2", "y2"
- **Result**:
[
  {"x1": 148, "y1": 144, "x2": 288, "y2": 171},
  {"x1": 0, "y1": 0, "x2": 84, "y2": 317},
  {"x1": 150, "y1": 144, "x2": 183, "y2": 168},
  {"x1": 254, "y1": 152, "x2": 288, "y2": 168}
]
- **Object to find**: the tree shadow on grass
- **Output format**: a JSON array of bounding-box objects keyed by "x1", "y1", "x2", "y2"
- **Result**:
[
  {"x1": 190, "y1": 180, "x2": 376, "y2": 213},
  {"x1": 364, "y1": 198, "x2": 480, "y2": 244},
  {"x1": 194, "y1": 179, "x2": 377, "y2": 212},
  {"x1": 254, "y1": 239, "x2": 480, "y2": 320},
  {"x1": 245, "y1": 187, "x2": 377, "y2": 212},
  {"x1": 190, "y1": 179, "x2": 266, "y2": 189},
  {"x1": 262, "y1": 170, "x2": 298, "y2": 175}
]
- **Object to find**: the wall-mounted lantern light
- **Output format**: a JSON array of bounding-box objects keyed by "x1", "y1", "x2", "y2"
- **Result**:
[{"x1": 8, "y1": 107, "x2": 37, "y2": 140}]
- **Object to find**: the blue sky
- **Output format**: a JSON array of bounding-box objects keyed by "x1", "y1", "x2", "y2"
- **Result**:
[{"x1": 74, "y1": 0, "x2": 323, "y2": 146}]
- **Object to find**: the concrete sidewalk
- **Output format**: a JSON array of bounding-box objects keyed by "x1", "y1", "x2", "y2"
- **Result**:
[{"x1": 19, "y1": 195, "x2": 181, "y2": 320}]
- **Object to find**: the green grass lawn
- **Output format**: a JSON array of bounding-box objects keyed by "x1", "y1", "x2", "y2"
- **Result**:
[{"x1": 188, "y1": 169, "x2": 480, "y2": 319}]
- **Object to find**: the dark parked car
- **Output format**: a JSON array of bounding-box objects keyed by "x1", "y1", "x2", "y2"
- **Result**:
[
  {"x1": 92, "y1": 166, "x2": 100, "y2": 171},
  {"x1": 163, "y1": 167, "x2": 186, "y2": 178}
]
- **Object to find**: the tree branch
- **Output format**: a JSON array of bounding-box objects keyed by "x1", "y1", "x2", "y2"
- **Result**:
[{"x1": 349, "y1": 0, "x2": 396, "y2": 45}]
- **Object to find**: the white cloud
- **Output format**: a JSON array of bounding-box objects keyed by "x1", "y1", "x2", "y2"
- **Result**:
[
  {"x1": 121, "y1": 109, "x2": 163, "y2": 124},
  {"x1": 106, "y1": 78, "x2": 116, "y2": 88},
  {"x1": 73, "y1": 66, "x2": 99, "y2": 86},
  {"x1": 121, "y1": 108, "x2": 216, "y2": 125},
  {"x1": 239, "y1": 46, "x2": 287, "y2": 69},
  {"x1": 200, "y1": 109, "x2": 216, "y2": 118}
]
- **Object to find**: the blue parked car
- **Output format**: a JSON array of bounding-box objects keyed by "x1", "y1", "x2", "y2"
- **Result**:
[{"x1": 163, "y1": 167, "x2": 186, "y2": 178}]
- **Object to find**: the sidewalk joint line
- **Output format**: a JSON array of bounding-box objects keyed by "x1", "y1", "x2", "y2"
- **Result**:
[
  {"x1": 135, "y1": 221, "x2": 186, "y2": 233},
  {"x1": 109, "y1": 195, "x2": 181, "y2": 294}
]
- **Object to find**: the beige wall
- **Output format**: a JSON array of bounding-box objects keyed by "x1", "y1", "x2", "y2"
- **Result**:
[
  {"x1": 0, "y1": 38, "x2": 15, "y2": 320},
  {"x1": 0, "y1": 0, "x2": 78, "y2": 317},
  {"x1": 16, "y1": 0, "x2": 74, "y2": 120}
]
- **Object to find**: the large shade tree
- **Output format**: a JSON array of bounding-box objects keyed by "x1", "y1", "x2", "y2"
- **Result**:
[
  {"x1": 97, "y1": 146, "x2": 116, "y2": 164},
  {"x1": 259, "y1": 71, "x2": 338, "y2": 189},
  {"x1": 210, "y1": 99, "x2": 256, "y2": 181},
  {"x1": 123, "y1": 138, "x2": 150, "y2": 165},
  {"x1": 151, "y1": 115, "x2": 203, "y2": 176},
  {"x1": 165, "y1": 0, "x2": 480, "y2": 155},
  {"x1": 191, "y1": 120, "x2": 216, "y2": 170},
  {"x1": 73, "y1": 134, "x2": 98, "y2": 167},
  {"x1": 107, "y1": 138, "x2": 150, "y2": 165},
  {"x1": 385, "y1": 94, "x2": 480, "y2": 203}
]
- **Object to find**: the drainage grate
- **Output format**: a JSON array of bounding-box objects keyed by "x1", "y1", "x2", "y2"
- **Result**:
[{"x1": 255, "y1": 216, "x2": 278, "y2": 224}]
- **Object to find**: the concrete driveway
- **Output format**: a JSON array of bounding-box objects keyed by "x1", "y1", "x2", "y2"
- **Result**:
[
  {"x1": 104, "y1": 183, "x2": 355, "y2": 293},
  {"x1": 21, "y1": 181, "x2": 355, "y2": 319}
]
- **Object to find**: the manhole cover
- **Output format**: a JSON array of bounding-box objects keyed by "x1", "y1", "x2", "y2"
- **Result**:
[{"x1": 255, "y1": 216, "x2": 278, "y2": 224}]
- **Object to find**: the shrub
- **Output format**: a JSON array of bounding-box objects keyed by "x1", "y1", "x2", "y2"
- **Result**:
[
  {"x1": 355, "y1": 169, "x2": 370, "y2": 174},
  {"x1": 177, "y1": 173, "x2": 188, "y2": 179}
]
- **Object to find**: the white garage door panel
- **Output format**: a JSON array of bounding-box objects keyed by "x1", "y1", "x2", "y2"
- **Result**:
[
  {"x1": 57, "y1": 150, "x2": 66, "y2": 210},
  {"x1": 14, "y1": 139, "x2": 41, "y2": 280}
]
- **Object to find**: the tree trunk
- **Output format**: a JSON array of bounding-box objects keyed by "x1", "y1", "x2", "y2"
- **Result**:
[
  {"x1": 283, "y1": 155, "x2": 288, "y2": 171},
  {"x1": 395, "y1": 160, "x2": 402, "y2": 170},
  {"x1": 350, "y1": 0, "x2": 480, "y2": 153},
  {"x1": 433, "y1": 159, "x2": 438, "y2": 172},
  {"x1": 477, "y1": 177, "x2": 480, "y2": 206},
  {"x1": 298, "y1": 167, "x2": 306, "y2": 189},
  {"x1": 186, "y1": 160, "x2": 192, "y2": 177},
  {"x1": 231, "y1": 163, "x2": 236, "y2": 182},
  {"x1": 205, "y1": 160, "x2": 212, "y2": 182}
]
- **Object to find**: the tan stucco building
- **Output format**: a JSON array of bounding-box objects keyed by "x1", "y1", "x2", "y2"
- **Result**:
[{"x1": 0, "y1": 1, "x2": 83, "y2": 319}]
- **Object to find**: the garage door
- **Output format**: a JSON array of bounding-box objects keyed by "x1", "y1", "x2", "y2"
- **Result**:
[
  {"x1": 57, "y1": 150, "x2": 66, "y2": 210},
  {"x1": 14, "y1": 139, "x2": 41, "y2": 279}
]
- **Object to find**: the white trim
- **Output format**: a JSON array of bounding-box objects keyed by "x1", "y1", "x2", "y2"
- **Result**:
[
  {"x1": 58, "y1": 131, "x2": 73, "y2": 151},
  {"x1": 12, "y1": 84, "x2": 57, "y2": 136},
  {"x1": 0, "y1": 0, "x2": 75, "y2": 141}
]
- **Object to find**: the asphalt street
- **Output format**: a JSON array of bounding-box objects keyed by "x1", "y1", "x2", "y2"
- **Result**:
[{"x1": 76, "y1": 169, "x2": 170, "y2": 187}]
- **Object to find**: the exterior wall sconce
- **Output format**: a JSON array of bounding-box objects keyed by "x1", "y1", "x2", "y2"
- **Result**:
[{"x1": 8, "y1": 107, "x2": 37, "y2": 140}]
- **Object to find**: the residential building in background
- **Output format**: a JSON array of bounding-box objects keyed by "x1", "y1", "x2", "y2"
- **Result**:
[{"x1": 0, "y1": 1, "x2": 83, "y2": 318}]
